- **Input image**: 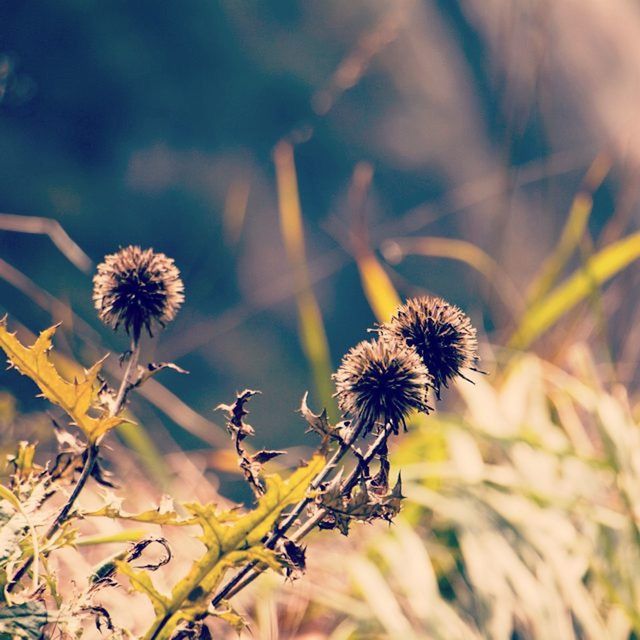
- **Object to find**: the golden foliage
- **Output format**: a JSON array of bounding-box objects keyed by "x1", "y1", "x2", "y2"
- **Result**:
[{"x1": 0, "y1": 320, "x2": 124, "y2": 442}]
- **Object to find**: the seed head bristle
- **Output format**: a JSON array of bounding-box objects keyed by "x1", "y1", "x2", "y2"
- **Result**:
[
  {"x1": 332, "y1": 338, "x2": 430, "y2": 433},
  {"x1": 381, "y1": 296, "x2": 478, "y2": 398},
  {"x1": 92, "y1": 245, "x2": 184, "y2": 340}
]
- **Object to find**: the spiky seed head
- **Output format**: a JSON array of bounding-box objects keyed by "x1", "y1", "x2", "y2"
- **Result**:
[
  {"x1": 332, "y1": 338, "x2": 430, "y2": 432},
  {"x1": 382, "y1": 296, "x2": 478, "y2": 398},
  {"x1": 93, "y1": 246, "x2": 184, "y2": 340}
]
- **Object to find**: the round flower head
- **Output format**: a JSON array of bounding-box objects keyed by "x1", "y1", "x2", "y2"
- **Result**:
[
  {"x1": 93, "y1": 246, "x2": 184, "y2": 340},
  {"x1": 382, "y1": 296, "x2": 478, "y2": 399},
  {"x1": 333, "y1": 338, "x2": 430, "y2": 433}
]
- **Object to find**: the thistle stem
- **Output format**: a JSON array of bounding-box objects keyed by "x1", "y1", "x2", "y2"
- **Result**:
[
  {"x1": 7, "y1": 338, "x2": 140, "y2": 592},
  {"x1": 209, "y1": 417, "x2": 389, "y2": 609},
  {"x1": 209, "y1": 418, "x2": 367, "y2": 609},
  {"x1": 292, "y1": 420, "x2": 396, "y2": 543},
  {"x1": 213, "y1": 420, "x2": 396, "y2": 603}
]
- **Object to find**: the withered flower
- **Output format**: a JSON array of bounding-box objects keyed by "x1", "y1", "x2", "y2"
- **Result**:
[
  {"x1": 332, "y1": 338, "x2": 430, "y2": 432},
  {"x1": 382, "y1": 296, "x2": 478, "y2": 398},
  {"x1": 93, "y1": 246, "x2": 184, "y2": 340}
]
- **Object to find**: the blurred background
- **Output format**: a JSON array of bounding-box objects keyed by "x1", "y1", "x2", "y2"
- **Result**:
[{"x1": 2, "y1": 2, "x2": 640, "y2": 638}]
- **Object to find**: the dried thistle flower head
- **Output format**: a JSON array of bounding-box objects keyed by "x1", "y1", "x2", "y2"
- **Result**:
[
  {"x1": 333, "y1": 338, "x2": 430, "y2": 432},
  {"x1": 382, "y1": 296, "x2": 478, "y2": 398},
  {"x1": 93, "y1": 246, "x2": 184, "y2": 340}
]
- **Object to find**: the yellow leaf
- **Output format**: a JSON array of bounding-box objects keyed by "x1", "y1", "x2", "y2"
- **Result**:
[
  {"x1": 116, "y1": 560, "x2": 170, "y2": 618},
  {"x1": 274, "y1": 141, "x2": 334, "y2": 410},
  {"x1": 85, "y1": 504, "x2": 193, "y2": 527},
  {"x1": 209, "y1": 602, "x2": 248, "y2": 633},
  {"x1": 143, "y1": 454, "x2": 325, "y2": 639},
  {"x1": 0, "y1": 320, "x2": 124, "y2": 442}
]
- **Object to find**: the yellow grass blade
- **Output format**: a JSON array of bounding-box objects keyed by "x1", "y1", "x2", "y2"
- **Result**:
[
  {"x1": 526, "y1": 154, "x2": 610, "y2": 305},
  {"x1": 274, "y1": 141, "x2": 333, "y2": 410},
  {"x1": 383, "y1": 236, "x2": 522, "y2": 315},
  {"x1": 510, "y1": 231, "x2": 640, "y2": 350},
  {"x1": 356, "y1": 251, "x2": 401, "y2": 323}
]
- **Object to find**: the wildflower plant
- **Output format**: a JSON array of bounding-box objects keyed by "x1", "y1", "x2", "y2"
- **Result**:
[{"x1": 0, "y1": 246, "x2": 477, "y2": 639}]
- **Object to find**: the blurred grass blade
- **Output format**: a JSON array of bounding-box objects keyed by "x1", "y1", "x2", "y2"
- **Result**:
[
  {"x1": 223, "y1": 177, "x2": 250, "y2": 245},
  {"x1": 0, "y1": 212, "x2": 93, "y2": 273},
  {"x1": 383, "y1": 236, "x2": 522, "y2": 316},
  {"x1": 349, "y1": 555, "x2": 415, "y2": 639},
  {"x1": 346, "y1": 163, "x2": 401, "y2": 323},
  {"x1": 76, "y1": 529, "x2": 146, "y2": 546},
  {"x1": 274, "y1": 141, "x2": 333, "y2": 410},
  {"x1": 356, "y1": 250, "x2": 401, "y2": 323},
  {"x1": 510, "y1": 230, "x2": 640, "y2": 350},
  {"x1": 117, "y1": 419, "x2": 171, "y2": 489},
  {"x1": 526, "y1": 154, "x2": 611, "y2": 305}
]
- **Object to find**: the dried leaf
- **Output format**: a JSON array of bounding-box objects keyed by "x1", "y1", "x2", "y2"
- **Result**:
[
  {"x1": 280, "y1": 539, "x2": 306, "y2": 579},
  {"x1": 300, "y1": 392, "x2": 340, "y2": 444},
  {"x1": 84, "y1": 503, "x2": 191, "y2": 527},
  {"x1": 80, "y1": 605, "x2": 114, "y2": 633},
  {"x1": 369, "y1": 455, "x2": 390, "y2": 496},
  {"x1": 251, "y1": 450, "x2": 286, "y2": 465},
  {"x1": 216, "y1": 389, "x2": 259, "y2": 440},
  {"x1": 208, "y1": 601, "x2": 247, "y2": 633},
  {"x1": 126, "y1": 536, "x2": 172, "y2": 571},
  {"x1": 132, "y1": 362, "x2": 189, "y2": 390},
  {"x1": 90, "y1": 457, "x2": 117, "y2": 488}
]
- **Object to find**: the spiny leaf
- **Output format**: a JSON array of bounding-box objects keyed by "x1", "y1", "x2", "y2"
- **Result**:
[
  {"x1": 0, "y1": 321, "x2": 124, "y2": 442},
  {"x1": 84, "y1": 502, "x2": 192, "y2": 527},
  {"x1": 115, "y1": 560, "x2": 170, "y2": 618},
  {"x1": 208, "y1": 601, "x2": 247, "y2": 633},
  {"x1": 300, "y1": 392, "x2": 340, "y2": 444},
  {"x1": 216, "y1": 389, "x2": 259, "y2": 439},
  {"x1": 142, "y1": 454, "x2": 325, "y2": 640}
]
